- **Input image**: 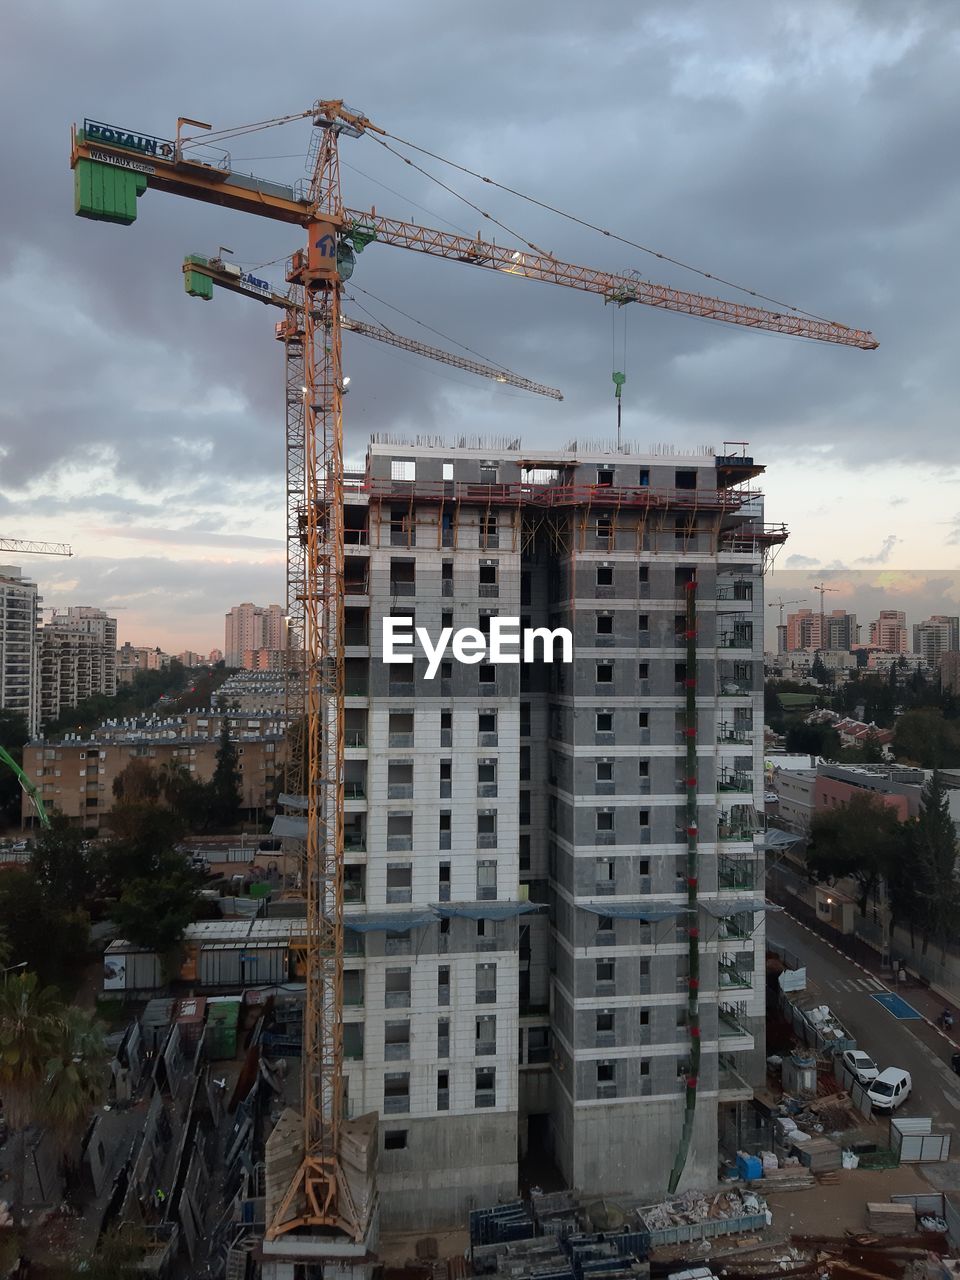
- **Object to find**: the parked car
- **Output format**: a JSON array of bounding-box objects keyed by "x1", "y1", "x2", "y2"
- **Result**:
[
  {"x1": 867, "y1": 1067, "x2": 912, "y2": 1112},
  {"x1": 841, "y1": 1049, "x2": 879, "y2": 1085}
]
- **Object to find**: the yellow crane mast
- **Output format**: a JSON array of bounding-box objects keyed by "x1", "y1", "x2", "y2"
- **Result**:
[{"x1": 70, "y1": 100, "x2": 877, "y2": 1243}]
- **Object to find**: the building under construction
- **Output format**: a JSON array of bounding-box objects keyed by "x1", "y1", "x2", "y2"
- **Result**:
[{"x1": 313, "y1": 434, "x2": 779, "y2": 1228}]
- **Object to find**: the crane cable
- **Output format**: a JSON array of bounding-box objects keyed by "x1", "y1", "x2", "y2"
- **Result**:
[
  {"x1": 367, "y1": 134, "x2": 559, "y2": 262},
  {"x1": 347, "y1": 283, "x2": 513, "y2": 373},
  {"x1": 180, "y1": 109, "x2": 314, "y2": 149},
  {"x1": 375, "y1": 127, "x2": 835, "y2": 324}
]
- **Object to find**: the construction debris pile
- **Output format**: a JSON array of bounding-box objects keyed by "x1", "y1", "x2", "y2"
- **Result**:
[
  {"x1": 707, "y1": 1232, "x2": 955, "y2": 1280},
  {"x1": 469, "y1": 1186, "x2": 770, "y2": 1280}
]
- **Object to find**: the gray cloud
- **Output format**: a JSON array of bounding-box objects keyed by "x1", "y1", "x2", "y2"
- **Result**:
[
  {"x1": 855, "y1": 535, "x2": 900, "y2": 564},
  {"x1": 785, "y1": 554, "x2": 822, "y2": 569}
]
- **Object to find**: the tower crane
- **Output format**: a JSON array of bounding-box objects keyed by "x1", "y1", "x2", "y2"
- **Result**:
[
  {"x1": 812, "y1": 580, "x2": 840, "y2": 648},
  {"x1": 182, "y1": 253, "x2": 564, "y2": 400},
  {"x1": 0, "y1": 539, "x2": 73, "y2": 557},
  {"x1": 70, "y1": 103, "x2": 878, "y2": 1242},
  {"x1": 767, "y1": 596, "x2": 807, "y2": 651},
  {"x1": 767, "y1": 597, "x2": 807, "y2": 628}
]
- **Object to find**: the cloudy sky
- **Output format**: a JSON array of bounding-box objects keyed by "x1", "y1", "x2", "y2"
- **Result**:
[{"x1": 2, "y1": 1, "x2": 958, "y2": 651}]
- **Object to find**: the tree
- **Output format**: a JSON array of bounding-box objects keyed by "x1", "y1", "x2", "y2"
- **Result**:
[
  {"x1": 90, "y1": 802, "x2": 187, "y2": 895},
  {"x1": 0, "y1": 870, "x2": 89, "y2": 989},
  {"x1": 861, "y1": 728, "x2": 885, "y2": 763},
  {"x1": 30, "y1": 813, "x2": 92, "y2": 910},
  {"x1": 41, "y1": 1005, "x2": 105, "y2": 1162},
  {"x1": 806, "y1": 791, "x2": 905, "y2": 915},
  {"x1": 892, "y1": 707, "x2": 960, "y2": 768},
  {"x1": 112, "y1": 757, "x2": 161, "y2": 805},
  {"x1": 785, "y1": 721, "x2": 841, "y2": 759},
  {"x1": 112, "y1": 870, "x2": 199, "y2": 976},
  {"x1": 160, "y1": 761, "x2": 215, "y2": 832},
  {"x1": 0, "y1": 973, "x2": 63, "y2": 1224},
  {"x1": 903, "y1": 771, "x2": 960, "y2": 955},
  {"x1": 211, "y1": 716, "x2": 243, "y2": 828},
  {"x1": 810, "y1": 654, "x2": 833, "y2": 687},
  {"x1": 764, "y1": 682, "x2": 785, "y2": 732}
]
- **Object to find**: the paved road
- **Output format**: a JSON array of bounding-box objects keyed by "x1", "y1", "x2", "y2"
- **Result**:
[{"x1": 770, "y1": 911, "x2": 960, "y2": 1134}]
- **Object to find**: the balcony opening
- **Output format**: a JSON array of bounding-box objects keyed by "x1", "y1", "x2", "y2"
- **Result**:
[
  {"x1": 477, "y1": 857, "x2": 497, "y2": 899},
  {"x1": 386, "y1": 862, "x2": 413, "y2": 903},
  {"x1": 344, "y1": 864, "x2": 365, "y2": 905},
  {"x1": 345, "y1": 708, "x2": 367, "y2": 749},
  {"x1": 386, "y1": 967, "x2": 412, "y2": 1008},
  {"x1": 384, "y1": 1020, "x2": 410, "y2": 1061},
  {"x1": 386, "y1": 813, "x2": 413, "y2": 851},
  {"x1": 390, "y1": 559, "x2": 416, "y2": 597},
  {"x1": 475, "y1": 1014, "x2": 497, "y2": 1056},
  {"x1": 476, "y1": 962, "x2": 497, "y2": 1003},
  {"x1": 383, "y1": 1072, "x2": 410, "y2": 1114},
  {"x1": 387, "y1": 760, "x2": 414, "y2": 799},
  {"x1": 475, "y1": 1066, "x2": 496, "y2": 1108},
  {"x1": 388, "y1": 711, "x2": 414, "y2": 748}
]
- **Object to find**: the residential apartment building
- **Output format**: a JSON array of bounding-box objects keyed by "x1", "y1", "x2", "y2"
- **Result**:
[
  {"x1": 869, "y1": 610, "x2": 908, "y2": 653},
  {"x1": 212, "y1": 671, "x2": 287, "y2": 715},
  {"x1": 913, "y1": 616, "x2": 960, "y2": 669},
  {"x1": 116, "y1": 642, "x2": 169, "y2": 686},
  {"x1": 304, "y1": 439, "x2": 776, "y2": 1226},
  {"x1": 39, "y1": 607, "x2": 118, "y2": 724},
  {"x1": 784, "y1": 608, "x2": 857, "y2": 652},
  {"x1": 22, "y1": 711, "x2": 285, "y2": 829},
  {"x1": 224, "y1": 602, "x2": 286, "y2": 667},
  {"x1": 0, "y1": 565, "x2": 41, "y2": 736}
]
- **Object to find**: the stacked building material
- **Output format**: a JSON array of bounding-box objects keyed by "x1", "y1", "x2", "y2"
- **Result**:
[{"x1": 866, "y1": 1202, "x2": 917, "y2": 1235}]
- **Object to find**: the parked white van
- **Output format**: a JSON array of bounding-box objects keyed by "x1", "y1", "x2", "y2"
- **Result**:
[{"x1": 867, "y1": 1067, "x2": 912, "y2": 1112}]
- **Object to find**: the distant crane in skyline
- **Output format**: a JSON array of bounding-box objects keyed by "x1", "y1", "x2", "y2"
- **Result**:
[
  {"x1": 767, "y1": 596, "x2": 807, "y2": 628},
  {"x1": 767, "y1": 596, "x2": 807, "y2": 653},
  {"x1": 812, "y1": 580, "x2": 839, "y2": 649}
]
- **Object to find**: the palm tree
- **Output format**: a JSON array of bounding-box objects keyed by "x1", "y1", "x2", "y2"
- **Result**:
[
  {"x1": 0, "y1": 972, "x2": 62, "y2": 1224},
  {"x1": 41, "y1": 1005, "x2": 106, "y2": 1165}
]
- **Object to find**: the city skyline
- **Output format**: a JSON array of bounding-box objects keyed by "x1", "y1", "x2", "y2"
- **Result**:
[{"x1": 765, "y1": 570, "x2": 960, "y2": 651}]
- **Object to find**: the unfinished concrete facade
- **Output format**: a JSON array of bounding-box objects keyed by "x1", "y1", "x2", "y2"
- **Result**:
[{"x1": 337, "y1": 438, "x2": 777, "y2": 1226}]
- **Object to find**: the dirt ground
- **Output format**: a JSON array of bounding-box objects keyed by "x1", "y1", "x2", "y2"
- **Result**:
[
  {"x1": 763, "y1": 1164, "x2": 934, "y2": 1236},
  {"x1": 378, "y1": 1227, "x2": 470, "y2": 1267}
]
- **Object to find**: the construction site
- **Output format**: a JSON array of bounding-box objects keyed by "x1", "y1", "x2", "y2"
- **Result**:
[{"x1": 51, "y1": 98, "x2": 960, "y2": 1280}]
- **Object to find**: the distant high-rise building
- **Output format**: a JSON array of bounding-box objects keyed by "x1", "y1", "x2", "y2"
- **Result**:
[
  {"x1": 116, "y1": 642, "x2": 167, "y2": 686},
  {"x1": 785, "y1": 607, "x2": 820, "y2": 651},
  {"x1": 823, "y1": 610, "x2": 858, "y2": 651},
  {"x1": 40, "y1": 606, "x2": 118, "y2": 725},
  {"x1": 224, "y1": 602, "x2": 287, "y2": 667},
  {"x1": 869, "y1": 610, "x2": 908, "y2": 654},
  {"x1": 784, "y1": 607, "x2": 857, "y2": 652},
  {"x1": 0, "y1": 565, "x2": 41, "y2": 736},
  {"x1": 912, "y1": 616, "x2": 960, "y2": 668}
]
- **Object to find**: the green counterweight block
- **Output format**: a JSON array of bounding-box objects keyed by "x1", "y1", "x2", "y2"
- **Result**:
[{"x1": 74, "y1": 158, "x2": 147, "y2": 224}]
